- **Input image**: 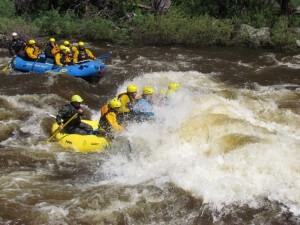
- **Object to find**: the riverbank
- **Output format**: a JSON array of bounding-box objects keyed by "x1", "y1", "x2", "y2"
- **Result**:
[{"x1": 0, "y1": 9, "x2": 300, "y2": 51}]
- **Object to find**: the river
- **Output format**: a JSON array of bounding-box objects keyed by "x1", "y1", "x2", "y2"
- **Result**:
[{"x1": 0, "y1": 43, "x2": 299, "y2": 224}]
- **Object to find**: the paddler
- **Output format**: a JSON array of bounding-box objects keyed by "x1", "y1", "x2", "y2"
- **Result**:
[
  {"x1": 98, "y1": 98, "x2": 124, "y2": 138},
  {"x1": 56, "y1": 95, "x2": 93, "y2": 134},
  {"x1": 132, "y1": 86, "x2": 155, "y2": 118},
  {"x1": 167, "y1": 82, "x2": 181, "y2": 95},
  {"x1": 44, "y1": 38, "x2": 59, "y2": 63},
  {"x1": 73, "y1": 42, "x2": 96, "y2": 63},
  {"x1": 118, "y1": 84, "x2": 140, "y2": 121},
  {"x1": 54, "y1": 45, "x2": 72, "y2": 66},
  {"x1": 8, "y1": 32, "x2": 26, "y2": 58},
  {"x1": 63, "y1": 40, "x2": 77, "y2": 63},
  {"x1": 24, "y1": 40, "x2": 41, "y2": 61}
]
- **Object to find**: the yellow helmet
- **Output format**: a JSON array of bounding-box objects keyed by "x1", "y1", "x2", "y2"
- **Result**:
[
  {"x1": 109, "y1": 98, "x2": 121, "y2": 108},
  {"x1": 71, "y1": 95, "x2": 83, "y2": 103},
  {"x1": 127, "y1": 84, "x2": 138, "y2": 93},
  {"x1": 143, "y1": 86, "x2": 154, "y2": 95},
  {"x1": 168, "y1": 82, "x2": 181, "y2": 91},
  {"x1": 50, "y1": 38, "x2": 55, "y2": 42},
  {"x1": 78, "y1": 41, "x2": 85, "y2": 47},
  {"x1": 64, "y1": 40, "x2": 70, "y2": 46},
  {"x1": 28, "y1": 40, "x2": 35, "y2": 45},
  {"x1": 65, "y1": 47, "x2": 71, "y2": 52},
  {"x1": 59, "y1": 45, "x2": 67, "y2": 51}
]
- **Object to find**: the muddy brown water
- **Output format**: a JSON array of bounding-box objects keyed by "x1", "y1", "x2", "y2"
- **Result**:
[{"x1": 0, "y1": 43, "x2": 299, "y2": 224}]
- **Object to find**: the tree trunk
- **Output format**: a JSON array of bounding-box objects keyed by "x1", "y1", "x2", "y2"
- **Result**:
[
  {"x1": 281, "y1": 0, "x2": 290, "y2": 14},
  {"x1": 218, "y1": 0, "x2": 227, "y2": 17},
  {"x1": 151, "y1": 0, "x2": 172, "y2": 13}
]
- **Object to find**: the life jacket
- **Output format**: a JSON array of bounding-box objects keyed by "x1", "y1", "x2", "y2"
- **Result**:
[
  {"x1": 100, "y1": 104, "x2": 109, "y2": 117},
  {"x1": 78, "y1": 48, "x2": 88, "y2": 61},
  {"x1": 99, "y1": 108, "x2": 120, "y2": 132},
  {"x1": 60, "y1": 52, "x2": 66, "y2": 64},
  {"x1": 51, "y1": 44, "x2": 60, "y2": 55},
  {"x1": 67, "y1": 51, "x2": 74, "y2": 61},
  {"x1": 55, "y1": 51, "x2": 69, "y2": 65}
]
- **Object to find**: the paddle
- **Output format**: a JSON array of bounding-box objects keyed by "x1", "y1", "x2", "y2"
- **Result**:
[
  {"x1": 1, "y1": 58, "x2": 14, "y2": 72},
  {"x1": 46, "y1": 113, "x2": 78, "y2": 143},
  {"x1": 97, "y1": 53, "x2": 110, "y2": 60}
]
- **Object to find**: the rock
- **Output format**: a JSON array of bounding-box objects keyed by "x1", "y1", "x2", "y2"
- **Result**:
[
  {"x1": 288, "y1": 27, "x2": 300, "y2": 39},
  {"x1": 296, "y1": 40, "x2": 300, "y2": 47},
  {"x1": 0, "y1": 33, "x2": 10, "y2": 48},
  {"x1": 239, "y1": 24, "x2": 271, "y2": 47}
]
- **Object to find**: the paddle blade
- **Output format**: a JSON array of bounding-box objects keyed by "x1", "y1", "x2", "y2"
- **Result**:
[
  {"x1": 97, "y1": 53, "x2": 110, "y2": 59},
  {"x1": 1, "y1": 66, "x2": 8, "y2": 72}
]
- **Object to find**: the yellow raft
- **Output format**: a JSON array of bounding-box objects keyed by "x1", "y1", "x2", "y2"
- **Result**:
[{"x1": 51, "y1": 120, "x2": 110, "y2": 153}]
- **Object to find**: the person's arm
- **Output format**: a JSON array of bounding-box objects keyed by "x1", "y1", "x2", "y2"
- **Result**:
[
  {"x1": 55, "y1": 53, "x2": 63, "y2": 66},
  {"x1": 26, "y1": 47, "x2": 38, "y2": 59},
  {"x1": 106, "y1": 113, "x2": 124, "y2": 132},
  {"x1": 56, "y1": 107, "x2": 67, "y2": 125},
  {"x1": 35, "y1": 47, "x2": 41, "y2": 57},
  {"x1": 73, "y1": 50, "x2": 79, "y2": 63},
  {"x1": 86, "y1": 49, "x2": 96, "y2": 59}
]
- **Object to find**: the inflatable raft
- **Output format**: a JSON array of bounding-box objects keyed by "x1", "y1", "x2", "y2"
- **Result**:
[
  {"x1": 51, "y1": 120, "x2": 110, "y2": 153},
  {"x1": 12, "y1": 56, "x2": 106, "y2": 78}
]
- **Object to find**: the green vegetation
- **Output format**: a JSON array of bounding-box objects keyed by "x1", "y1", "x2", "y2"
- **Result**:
[{"x1": 0, "y1": 0, "x2": 299, "y2": 50}]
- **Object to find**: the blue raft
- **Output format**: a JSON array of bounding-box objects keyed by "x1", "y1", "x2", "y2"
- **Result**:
[{"x1": 11, "y1": 56, "x2": 106, "y2": 78}]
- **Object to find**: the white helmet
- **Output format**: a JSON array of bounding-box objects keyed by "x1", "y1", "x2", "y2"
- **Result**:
[{"x1": 12, "y1": 32, "x2": 18, "y2": 37}]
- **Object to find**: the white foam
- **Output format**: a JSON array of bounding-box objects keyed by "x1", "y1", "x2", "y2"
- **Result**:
[{"x1": 94, "y1": 71, "x2": 300, "y2": 216}]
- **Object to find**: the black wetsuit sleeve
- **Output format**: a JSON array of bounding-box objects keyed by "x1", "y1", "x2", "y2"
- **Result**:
[{"x1": 56, "y1": 106, "x2": 69, "y2": 125}]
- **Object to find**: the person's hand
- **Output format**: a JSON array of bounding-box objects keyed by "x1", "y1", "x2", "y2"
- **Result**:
[
  {"x1": 13, "y1": 55, "x2": 17, "y2": 58},
  {"x1": 58, "y1": 125, "x2": 63, "y2": 131},
  {"x1": 78, "y1": 109, "x2": 83, "y2": 114}
]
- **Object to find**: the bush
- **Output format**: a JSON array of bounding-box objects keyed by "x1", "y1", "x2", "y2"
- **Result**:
[
  {"x1": 33, "y1": 10, "x2": 78, "y2": 37},
  {"x1": 0, "y1": 0, "x2": 16, "y2": 18},
  {"x1": 77, "y1": 16, "x2": 129, "y2": 43},
  {"x1": 0, "y1": 17, "x2": 39, "y2": 39},
  {"x1": 271, "y1": 17, "x2": 296, "y2": 49},
  {"x1": 132, "y1": 9, "x2": 233, "y2": 46}
]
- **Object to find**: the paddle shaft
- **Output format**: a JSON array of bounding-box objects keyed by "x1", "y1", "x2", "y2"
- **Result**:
[
  {"x1": 1, "y1": 58, "x2": 14, "y2": 72},
  {"x1": 46, "y1": 113, "x2": 78, "y2": 143}
]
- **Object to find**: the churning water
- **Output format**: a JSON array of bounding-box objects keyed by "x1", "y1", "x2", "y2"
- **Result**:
[{"x1": 0, "y1": 45, "x2": 299, "y2": 224}]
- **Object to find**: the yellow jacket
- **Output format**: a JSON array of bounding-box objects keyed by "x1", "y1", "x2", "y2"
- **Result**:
[
  {"x1": 99, "y1": 106, "x2": 124, "y2": 132},
  {"x1": 55, "y1": 52, "x2": 71, "y2": 66},
  {"x1": 118, "y1": 93, "x2": 131, "y2": 113},
  {"x1": 25, "y1": 46, "x2": 41, "y2": 60},
  {"x1": 73, "y1": 48, "x2": 95, "y2": 62},
  {"x1": 106, "y1": 111, "x2": 124, "y2": 132}
]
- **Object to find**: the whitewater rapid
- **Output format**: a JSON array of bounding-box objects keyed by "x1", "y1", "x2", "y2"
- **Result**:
[{"x1": 92, "y1": 71, "x2": 300, "y2": 218}]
